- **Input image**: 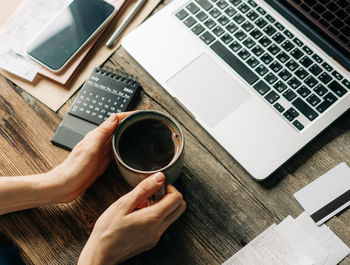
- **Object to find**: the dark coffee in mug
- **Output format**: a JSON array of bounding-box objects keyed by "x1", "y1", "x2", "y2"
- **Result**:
[{"x1": 118, "y1": 118, "x2": 180, "y2": 171}]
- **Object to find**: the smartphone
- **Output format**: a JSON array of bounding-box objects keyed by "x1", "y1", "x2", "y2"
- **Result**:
[{"x1": 26, "y1": 0, "x2": 115, "y2": 72}]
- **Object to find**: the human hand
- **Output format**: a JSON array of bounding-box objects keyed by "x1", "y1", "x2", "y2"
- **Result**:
[
  {"x1": 78, "y1": 172, "x2": 186, "y2": 265},
  {"x1": 50, "y1": 112, "x2": 131, "y2": 203}
]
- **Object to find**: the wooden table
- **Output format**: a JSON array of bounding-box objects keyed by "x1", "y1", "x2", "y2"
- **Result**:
[{"x1": 0, "y1": 1, "x2": 349, "y2": 264}]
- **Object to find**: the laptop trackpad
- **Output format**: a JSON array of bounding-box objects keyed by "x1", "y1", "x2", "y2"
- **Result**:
[{"x1": 167, "y1": 53, "x2": 251, "y2": 127}]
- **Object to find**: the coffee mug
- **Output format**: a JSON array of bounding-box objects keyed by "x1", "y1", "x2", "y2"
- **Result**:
[{"x1": 112, "y1": 110, "x2": 184, "y2": 200}]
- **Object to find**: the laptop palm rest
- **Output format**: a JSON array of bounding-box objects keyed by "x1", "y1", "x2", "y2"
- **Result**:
[{"x1": 167, "y1": 53, "x2": 251, "y2": 127}]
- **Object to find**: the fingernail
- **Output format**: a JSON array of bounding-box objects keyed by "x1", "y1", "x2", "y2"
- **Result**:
[
  {"x1": 109, "y1": 113, "x2": 119, "y2": 123},
  {"x1": 152, "y1": 172, "x2": 164, "y2": 183}
]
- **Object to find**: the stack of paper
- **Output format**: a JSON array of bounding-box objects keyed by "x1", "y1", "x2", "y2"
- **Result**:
[{"x1": 223, "y1": 212, "x2": 349, "y2": 265}]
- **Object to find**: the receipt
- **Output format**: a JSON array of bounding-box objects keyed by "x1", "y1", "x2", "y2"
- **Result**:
[{"x1": 0, "y1": 0, "x2": 70, "y2": 81}]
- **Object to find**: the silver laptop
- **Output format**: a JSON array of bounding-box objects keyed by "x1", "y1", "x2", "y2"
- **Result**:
[{"x1": 122, "y1": 0, "x2": 350, "y2": 180}]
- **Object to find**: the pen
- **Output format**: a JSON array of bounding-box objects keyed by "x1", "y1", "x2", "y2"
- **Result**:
[{"x1": 106, "y1": 0, "x2": 147, "y2": 48}]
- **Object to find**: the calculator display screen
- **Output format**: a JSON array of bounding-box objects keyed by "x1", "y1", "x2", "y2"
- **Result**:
[{"x1": 27, "y1": 0, "x2": 115, "y2": 71}]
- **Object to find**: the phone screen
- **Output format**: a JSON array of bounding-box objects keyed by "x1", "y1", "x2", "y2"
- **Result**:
[{"x1": 27, "y1": 0, "x2": 115, "y2": 71}]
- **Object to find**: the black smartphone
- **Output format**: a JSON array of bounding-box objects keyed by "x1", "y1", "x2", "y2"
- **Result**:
[{"x1": 26, "y1": 0, "x2": 115, "y2": 72}]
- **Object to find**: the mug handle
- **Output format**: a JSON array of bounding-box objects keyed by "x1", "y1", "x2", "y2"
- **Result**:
[{"x1": 150, "y1": 183, "x2": 166, "y2": 204}]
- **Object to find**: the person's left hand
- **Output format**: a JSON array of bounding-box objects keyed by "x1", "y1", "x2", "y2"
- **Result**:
[{"x1": 49, "y1": 112, "x2": 131, "y2": 203}]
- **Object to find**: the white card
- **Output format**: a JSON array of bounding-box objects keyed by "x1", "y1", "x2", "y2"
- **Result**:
[{"x1": 294, "y1": 163, "x2": 350, "y2": 225}]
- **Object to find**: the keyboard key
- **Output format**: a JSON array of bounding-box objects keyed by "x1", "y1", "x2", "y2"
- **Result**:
[
  {"x1": 291, "y1": 48, "x2": 304, "y2": 59},
  {"x1": 259, "y1": 36, "x2": 272, "y2": 47},
  {"x1": 274, "y1": 102, "x2": 285, "y2": 112},
  {"x1": 278, "y1": 69, "x2": 292, "y2": 80},
  {"x1": 233, "y1": 14, "x2": 245, "y2": 24},
  {"x1": 255, "y1": 64, "x2": 269, "y2": 76},
  {"x1": 284, "y1": 29, "x2": 294, "y2": 39},
  {"x1": 293, "y1": 120, "x2": 304, "y2": 130},
  {"x1": 195, "y1": 0, "x2": 213, "y2": 10},
  {"x1": 226, "y1": 22, "x2": 238, "y2": 33},
  {"x1": 234, "y1": 30, "x2": 247, "y2": 41},
  {"x1": 248, "y1": 0, "x2": 257, "y2": 7},
  {"x1": 247, "y1": 56, "x2": 259, "y2": 68},
  {"x1": 252, "y1": 46, "x2": 264, "y2": 56},
  {"x1": 176, "y1": 9, "x2": 189, "y2": 20},
  {"x1": 299, "y1": 56, "x2": 313, "y2": 68},
  {"x1": 247, "y1": 10, "x2": 259, "y2": 21},
  {"x1": 243, "y1": 38, "x2": 255, "y2": 48},
  {"x1": 288, "y1": 77, "x2": 302, "y2": 89},
  {"x1": 255, "y1": 18, "x2": 268, "y2": 28},
  {"x1": 265, "y1": 90, "x2": 280, "y2": 103},
  {"x1": 321, "y1": 62, "x2": 333, "y2": 72},
  {"x1": 302, "y1": 45, "x2": 313, "y2": 55},
  {"x1": 282, "y1": 40, "x2": 295, "y2": 52},
  {"x1": 331, "y1": 71, "x2": 343, "y2": 80},
  {"x1": 277, "y1": 51, "x2": 290, "y2": 63},
  {"x1": 284, "y1": 107, "x2": 299, "y2": 121},
  {"x1": 304, "y1": 76, "x2": 318, "y2": 88},
  {"x1": 319, "y1": 72, "x2": 332, "y2": 84},
  {"x1": 267, "y1": 44, "x2": 281, "y2": 55},
  {"x1": 342, "y1": 79, "x2": 350, "y2": 89},
  {"x1": 261, "y1": 53, "x2": 273, "y2": 64},
  {"x1": 309, "y1": 64, "x2": 322, "y2": 76},
  {"x1": 196, "y1": 11, "x2": 208, "y2": 21},
  {"x1": 221, "y1": 33, "x2": 234, "y2": 43},
  {"x1": 307, "y1": 94, "x2": 321, "y2": 106},
  {"x1": 293, "y1": 38, "x2": 303, "y2": 47},
  {"x1": 297, "y1": 85, "x2": 311, "y2": 97},
  {"x1": 292, "y1": 97, "x2": 318, "y2": 121},
  {"x1": 224, "y1": 6, "x2": 237, "y2": 17},
  {"x1": 211, "y1": 41, "x2": 259, "y2": 84},
  {"x1": 312, "y1": 54, "x2": 323, "y2": 63},
  {"x1": 238, "y1": 48, "x2": 251, "y2": 60},
  {"x1": 269, "y1": 61, "x2": 283, "y2": 72},
  {"x1": 275, "y1": 22, "x2": 284, "y2": 31},
  {"x1": 229, "y1": 41, "x2": 242, "y2": 52},
  {"x1": 316, "y1": 92, "x2": 337, "y2": 113},
  {"x1": 295, "y1": 68, "x2": 308, "y2": 79},
  {"x1": 264, "y1": 25, "x2": 277, "y2": 36},
  {"x1": 192, "y1": 24, "x2": 205, "y2": 35},
  {"x1": 184, "y1": 16, "x2": 196, "y2": 27},
  {"x1": 314, "y1": 84, "x2": 328, "y2": 97},
  {"x1": 210, "y1": 8, "x2": 222, "y2": 18},
  {"x1": 328, "y1": 80, "x2": 347, "y2": 97},
  {"x1": 229, "y1": 0, "x2": 241, "y2": 6},
  {"x1": 286, "y1": 59, "x2": 299, "y2": 71},
  {"x1": 266, "y1": 14, "x2": 276, "y2": 23},
  {"x1": 242, "y1": 21, "x2": 254, "y2": 32},
  {"x1": 218, "y1": 15, "x2": 230, "y2": 25},
  {"x1": 200, "y1": 31, "x2": 216, "y2": 44},
  {"x1": 273, "y1": 33, "x2": 285, "y2": 44},
  {"x1": 186, "y1": 3, "x2": 200, "y2": 13},
  {"x1": 273, "y1": 80, "x2": 287, "y2": 92},
  {"x1": 264, "y1": 72, "x2": 278, "y2": 84},
  {"x1": 250, "y1": 29, "x2": 263, "y2": 39},
  {"x1": 238, "y1": 3, "x2": 250, "y2": 13},
  {"x1": 217, "y1": 0, "x2": 229, "y2": 9},
  {"x1": 213, "y1": 26, "x2": 225, "y2": 36},
  {"x1": 254, "y1": 80, "x2": 271, "y2": 95},
  {"x1": 257, "y1": 7, "x2": 266, "y2": 15},
  {"x1": 283, "y1": 89, "x2": 297, "y2": 101}
]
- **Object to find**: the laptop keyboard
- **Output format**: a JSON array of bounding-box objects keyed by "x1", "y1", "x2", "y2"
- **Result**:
[{"x1": 175, "y1": 0, "x2": 349, "y2": 131}]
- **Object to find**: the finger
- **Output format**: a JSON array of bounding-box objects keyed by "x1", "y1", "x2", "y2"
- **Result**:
[
  {"x1": 121, "y1": 172, "x2": 165, "y2": 213},
  {"x1": 161, "y1": 199, "x2": 186, "y2": 231},
  {"x1": 135, "y1": 184, "x2": 183, "y2": 218}
]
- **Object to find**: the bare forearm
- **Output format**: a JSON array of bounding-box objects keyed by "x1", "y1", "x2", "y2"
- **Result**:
[{"x1": 0, "y1": 171, "x2": 59, "y2": 215}]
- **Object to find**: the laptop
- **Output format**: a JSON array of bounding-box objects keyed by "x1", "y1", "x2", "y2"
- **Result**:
[{"x1": 122, "y1": 0, "x2": 350, "y2": 180}]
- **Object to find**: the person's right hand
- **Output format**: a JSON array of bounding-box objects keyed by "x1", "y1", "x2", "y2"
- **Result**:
[{"x1": 78, "y1": 172, "x2": 186, "y2": 265}]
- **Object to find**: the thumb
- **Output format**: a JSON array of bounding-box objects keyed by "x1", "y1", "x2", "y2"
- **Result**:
[{"x1": 122, "y1": 172, "x2": 165, "y2": 213}]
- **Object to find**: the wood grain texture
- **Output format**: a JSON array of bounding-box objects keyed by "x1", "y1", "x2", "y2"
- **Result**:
[{"x1": 0, "y1": 0, "x2": 349, "y2": 264}]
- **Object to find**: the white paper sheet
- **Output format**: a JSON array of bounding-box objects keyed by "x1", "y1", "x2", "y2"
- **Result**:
[
  {"x1": 0, "y1": 0, "x2": 70, "y2": 81},
  {"x1": 277, "y1": 216, "x2": 329, "y2": 265},
  {"x1": 223, "y1": 224, "x2": 314, "y2": 265},
  {"x1": 296, "y1": 212, "x2": 350, "y2": 265}
]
